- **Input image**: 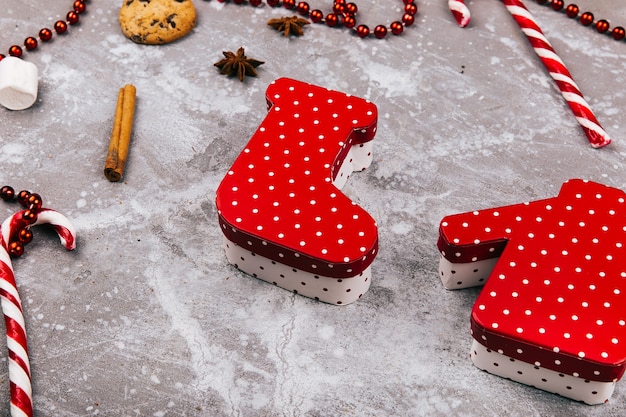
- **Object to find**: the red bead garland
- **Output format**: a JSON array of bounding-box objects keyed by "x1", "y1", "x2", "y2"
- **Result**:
[
  {"x1": 0, "y1": 186, "x2": 42, "y2": 258},
  {"x1": 212, "y1": 0, "x2": 418, "y2": 39},
  {"x1": 536, "y1": 0, "x2": 626, "y2": 42},
  {"x1": 0, "y1": 0, "x2": 88, "y2": 62}
]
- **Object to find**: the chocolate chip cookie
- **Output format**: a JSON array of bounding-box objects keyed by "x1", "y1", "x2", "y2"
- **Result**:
[{"x1": 119, "y1": 0, "x2": 197, "y2": 45}]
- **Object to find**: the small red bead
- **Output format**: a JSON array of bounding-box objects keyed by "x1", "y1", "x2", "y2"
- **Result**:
[
  {"x1": 39, "y1": 28, "x2": 53, "y2": 42},
  {"x1": 595, "y1": 19, "x2": 610, "y2": 34},
  {"x1": 249, "y1": 0, "x2": 262, "y2": 5},
  {"x1": 67, "y1": 11, "x2": 80, "y2": 25},
  {"x1": 21, "y1": 209, "x2": 38, "y2": 225},
  {"x1": 390, "y1": 21, "x2": 404, "y2": 35},
  {"x1": 356, "y1": 24, "x2": 370, "y2": 38},
  {"x1": 402, "y1": 13, "x2": 415, "y2": 26},
  {"x1": 310, "y1": 9, "x2": 324, "y2": 23},
  {"x1": 9, "y1": 45, "x2": 23, "y2": 57},
  {"x1": 342, "y1": 15, "x2": 356, "y2": 29},
  {"x1": 334, "y1": 0, "x2": 346, "y2": 5},
  {"x1": 24, "y1": 37, "x2": 38, "y2": 51},
  {"x1": 27, "y1": 193, "x2": 43, "y2": 210},
  {"x1": 73, "y1": 0, "x2": 86, "y2": 13},
  {"x1": 54, "y1": 20, "x2": 68, "y2": 34},
  {"x1": 405, "y1": 3, "x2": 417, "y2": 15},
  {"x1": 283, "y1": 0, "x2": 296, "y2": 9},
  {"x1": 0, "y1": 186, "x2": 15, "y2": 201},
  {"x1": 325, "y1": 13, "x2": 339, "y2": 27},
  {"x1": 17, "y1": 190, "x2": 31, "y2": 206},
  {"x1": 296, "y1": 2, "x2": 310, "y2": 15},
  {"x1": 332, "y1": 3, "x2": 345, "y2": 14},
  {"x1": 17, "y1": 229, "x2": 33, "y2": 245},
  {"x1": 8, "y1": 242, "x2": 24, "y2": 258},
  {"x1": 565, "y1": 4, "x2": 578, "y2": 18},
  {"x1": 374, "y1": 25, "x2": 387, "y2": 39},
  {"x1": 0, "y1": 54, "x2": 5, "y2": 61},
  {"x1": 580, "y1": 11, "x2": 594, "y2": 26},
  {"x1": 612, "y1": 26, "x2": 626, "y2": 40},
  {"x1": 403, "y1": 0, "x2": 414, "y2": 4},
  {"x1": 551, "y1": 0, "x2": 563, "y2": 11},
  {"x1": 345, "y1": 2, "x2": 358, "y2": 14},
  {"x1": 267, "y1": 0, "x2": 280, "y2": 6}
]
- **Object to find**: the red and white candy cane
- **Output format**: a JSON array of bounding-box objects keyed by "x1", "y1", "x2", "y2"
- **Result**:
[
  {"x1": 0, "y1": 208, "x2": 76, "y2": 417},
  {"x1": 449, "y1": 0, "x2": 613, "y2": 148},
  {"x1": 449, "y1": 0, "x2": 471, "y2": 27}
]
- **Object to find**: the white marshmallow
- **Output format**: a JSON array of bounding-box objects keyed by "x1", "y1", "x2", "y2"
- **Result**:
[{"x1": 0, "y1": 57, "x2": 39, "y2": 110}]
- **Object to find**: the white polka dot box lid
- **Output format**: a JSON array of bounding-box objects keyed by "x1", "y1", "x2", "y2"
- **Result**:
[
  {"x1": 438, "y1": 179, "x2": 626, "y2": 384},
  {"x1": 215, "y1": 78, "x2": 379, "y2": 284}
]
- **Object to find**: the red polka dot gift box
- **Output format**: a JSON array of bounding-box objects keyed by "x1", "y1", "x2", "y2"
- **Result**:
[
  {"x1": 216, "y1": 78, "x2": 379, "y2": 305},
  {"x1": 437, "y1": 179, "x2": 626, "y2": 404}
]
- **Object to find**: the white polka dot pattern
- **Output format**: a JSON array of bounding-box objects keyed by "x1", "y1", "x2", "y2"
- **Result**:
[
  {"x1": 469, "y1": 339, "x2": 615, "y2": 405},
  {"x1": 438, "y1": 179, "x2": 626, "y2": 387},
  {"x1": 216, "y1": 78, "x2": 378, "y2": 285}
]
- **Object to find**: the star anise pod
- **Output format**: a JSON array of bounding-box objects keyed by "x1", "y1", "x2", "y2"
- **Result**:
[
  {"x1": 267, "y1": 16, "x2": 310, "y2": 37},
  {"x1": 214, "y1": 47, "x2": 264, "y2": 82}
]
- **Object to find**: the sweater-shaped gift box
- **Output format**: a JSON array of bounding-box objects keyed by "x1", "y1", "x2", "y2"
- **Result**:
[
  {"x1": 216, "y1": 78, "x2": 379, "y2": 305},
  {"x1": 437, "y1": 179, "x2": 626, "y2": 404}
]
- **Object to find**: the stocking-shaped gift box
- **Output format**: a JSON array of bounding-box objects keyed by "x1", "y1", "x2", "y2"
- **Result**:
[
  {"x1": 216, "y1": 78, "x2": 379, "y2": 305},
  {"x1": 437, "y1": 179, "x2": 626, "y2": 404}
]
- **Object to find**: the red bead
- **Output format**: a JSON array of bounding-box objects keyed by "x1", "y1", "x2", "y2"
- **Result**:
[
  {"x1": 580, "y1": 11, "x2": 594, "y2": 26},
  {"x1": 296, "y1": 2, "x2": 310, "y2": 15},
  {"x1": 8, "y1": 242, "x2": 24, "y2": 257},
  {"x1": 249, "y1": 0, "x2": 262, "y2": 5},
  {"x1": 342, "y1": 15, "x2": 356, "y2": 29},
  {"x1": 267, "y1": 0, "x2": 280, "y2": 6},
  {"x1": 0, "y1": 186, "x2": 15, "y2": 201},
  {"x1": 17, "y1": 229, "x2": 33, "y2": 245},
  {"x1": 612, "y1": 26, "x2": 626, "y2": 41},
  {"x1": 334, "y1": 0, "x2": 346, "y2": 5},
  {"x1": 0, "y1": 54, "x2": 5, "y2": 61},
  {"x1": 24, "y1": 37, "x2": 38, "y2": 51},
  {"x1": 27, "y1": 193, "x2": 43, "y2": 210},
  {"x1": 402, "y1": 13, "x2": 415, "y2": 26},
  {"x1": 565, "y1": 4, "x2": 578, "y2": 18},
  {"x1": 595, "y1": 19, "x2": 610, "y2": 34},
  {"x1": 283, "y1": 0, "x2": 296, "y2": 9},
  {"x1": 325, "y1": 13, "x2": 339, "y2": 27},
  {"x1": 67, "y1": 11, "x2": 80, "y2": 25},
  {"x1": 21, "y1": 209, "x2": 38, "y2": 224},
  {"x1": 332, "y1": 3, "x2": 345, "y2": 14},
  {"x1": 73, "y1": 0, "x2": 86, "y2": 13},
  {"x1": 310, "y1": 9, "x2": 324, "y2": 23},
  {"x1": 390, "y1": 21, "x2": 404, "y2": 35},
  {"x1": 374, "y1": 25, "x2": 387, "y2": 39},
  {"x1": 17, "y1": 190, "x2": 31, "y2": 205},
  {"x1": 551, "y1": 0, "x2": 563, "y2": 11},
  {"x1": 39, "y1": 28, "x2": 53, "y2": 41},
  {"x1": 405, "y1": 3, "x2": 417, "y2": 15},
  {"x1": 403, "y1": 0, "x2": 414, "y2": 4},
  {"x1": 54, "y1": 20, "x2": 68, "y2": 34},
  {"x1": 345, "y1": 2, "x2": 358, "y2": 14},
  {"x1": 356, "y1": 25, "x2": 370, "y2": 38},
  {"x1": 9, "y1": 45, "x2": 23, "y2": 57}
]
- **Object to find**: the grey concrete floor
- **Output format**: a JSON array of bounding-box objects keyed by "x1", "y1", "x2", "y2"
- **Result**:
[{"x1": 2, "y1": 0, "x2": 626, "y2": 415}]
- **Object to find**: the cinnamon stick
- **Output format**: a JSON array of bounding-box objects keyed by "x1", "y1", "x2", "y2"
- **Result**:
[{"x1": 104, "y1": 84, "x2": 136, "y2": 182}]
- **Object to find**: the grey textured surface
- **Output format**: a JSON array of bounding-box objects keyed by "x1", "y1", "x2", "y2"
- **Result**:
[{"x1": 1, "y1": 0, "x2": 626, "y2": 416}]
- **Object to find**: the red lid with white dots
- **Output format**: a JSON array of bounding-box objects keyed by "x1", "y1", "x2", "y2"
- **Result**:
[
  {"x1": 439, "y1": 179, "x2": 626, "y2": 382},
  {"x1": 216, "y1": 78, "x2": 378, "y2": 279}
]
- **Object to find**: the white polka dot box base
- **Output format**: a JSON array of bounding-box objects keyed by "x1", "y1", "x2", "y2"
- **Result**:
[
  {"x1": 215, "y1": 78, "x2": 379, "y2": 305},
  {"x1": 437, "y1": 179, "x2": 626, "y2": 404}
]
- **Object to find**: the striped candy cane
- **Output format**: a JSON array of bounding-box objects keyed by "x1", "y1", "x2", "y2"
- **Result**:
[
  {"x1": 0, "y1": 208, "x2": 76, "y2": 417},
  {"x1": 450, "y1": 0, "x2": 613, "y2": 148},
  {"x1": 449, "y1": 0, "x2": 471, "y2": 27}
]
